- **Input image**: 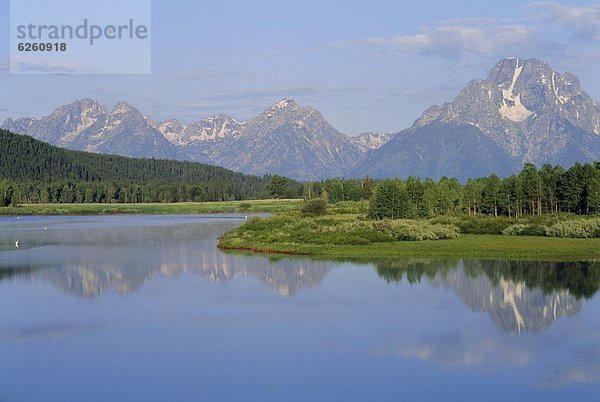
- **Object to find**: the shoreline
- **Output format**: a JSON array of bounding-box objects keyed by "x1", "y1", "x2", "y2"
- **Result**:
[
  {"x1": 216, "y1": 207, "x2": 600, "y2": 261},
  {"x1": 217, "y1": 233, "x2": 600, "y2": 261},
  {"x1": 0, "y1": 200, "x2": 302, "y2": 216},
  {"x1": 5, "y1": 202, "x2": 600, "y2": 261}
]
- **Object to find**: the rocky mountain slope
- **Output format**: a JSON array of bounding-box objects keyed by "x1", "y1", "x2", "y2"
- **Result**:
[
  {"x1": 148, "y1": 114, "x2": 244, "y2": 145},
  {"x1": 353, "y1": 122, "x2": 517, "y2": 181},
  {"x1": 356, "y1": 58, "x2": 600, "y2": 179},
  {"x1": 211, "y1": 98, "x2": 363, "y2": 180},
  {"x1": 3, "y1": 98, "x2": 379, "y2": 180},
  {"x1": 4, "y1": 58, "x2": 600, "y2": 180},
  {"x1": 3, "y1": 99, "x2": 182, "y2": 160}
]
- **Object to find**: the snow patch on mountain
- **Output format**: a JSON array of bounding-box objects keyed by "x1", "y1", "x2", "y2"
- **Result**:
[
  {"x1": 552, "y1": 72, "x2": 569, "y2": 105},
  {"x1": 351, "y1": 132, "x2": 394, "y2": 152},
  {"x1": 272, "y1": 98, "x2": 294, "y2": 110},
  {"x1": 499, "y1": 60, "x2": 533, "y2": 122}
]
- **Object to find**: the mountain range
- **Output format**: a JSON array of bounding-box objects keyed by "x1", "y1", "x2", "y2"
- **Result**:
[
  {"x1": 357, "y1": 57, "x2": 600, "y2": 180},
  {"x1": 4, "y1": 57, "x2": 600, "y2": 181}
]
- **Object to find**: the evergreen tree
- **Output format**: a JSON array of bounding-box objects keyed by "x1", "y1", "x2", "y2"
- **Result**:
[{"x1": 369, "y1": 179, "x2": 412, "y2": 219}]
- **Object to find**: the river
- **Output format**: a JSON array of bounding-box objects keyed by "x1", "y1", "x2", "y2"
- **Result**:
[{"x1": 0, "y1": 215, "x2": 599, "y2": 401}]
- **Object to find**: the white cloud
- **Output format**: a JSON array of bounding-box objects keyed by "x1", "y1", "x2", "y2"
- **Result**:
[
  {"x1": 322, "y1": 23, "x2": 541, "y2": 60},
  {"x1": 391, "y1": 25, "x2": 525, "y2": 58},
  {"x1": 372, "y1": 333, "x2": 531, "y2": 368},
  {"x1": 532, "y1": 1, "x2": 600, "y2": 41},
  {"x1": 319, "y1": 2, "x2": 595, "y2": 61}
]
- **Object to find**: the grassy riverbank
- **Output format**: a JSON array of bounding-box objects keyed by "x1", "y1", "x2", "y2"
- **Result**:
[
  {"x1": 0, "y1": 200, "x2": 302, "y2": 216},
  {"x1": 218, "y1": 207, "x2": 600, "y2": 260},
  {"x1": 5, "y1": 199, "x2": 600, "y2": 260},
  {"x1": 221, "y1": 233, "x2": 600, "y2": 260}
]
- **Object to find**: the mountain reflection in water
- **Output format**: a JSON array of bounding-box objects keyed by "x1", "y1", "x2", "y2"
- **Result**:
[
  {"x1": 376, "y1": 259, "x2": 600, "y2": 333},
  {"x1": 1, "y1": 215, "x2": 599, "y2": 335}
]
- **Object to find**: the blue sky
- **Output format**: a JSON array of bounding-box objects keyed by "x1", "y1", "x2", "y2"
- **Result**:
[{"x1": 1, "y1": 0, "x2": 600, "y2": 135}]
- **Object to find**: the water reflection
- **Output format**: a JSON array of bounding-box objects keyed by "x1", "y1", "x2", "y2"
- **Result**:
[
  {"x1": 1, "y1": 216, "x2": 599, "y2": 400},
  {"x1": 1, "y1": 216, "x2": 599, "y2": 334},
  {"x1": 0, "y1": 256, "x2": 333, "y2": 299},
  {"x1": 376, "y1": 259, "x2": 600, "y2": 333},
  {"x1": 0, "y1": 215, "x2": 333, "y2": 298}
]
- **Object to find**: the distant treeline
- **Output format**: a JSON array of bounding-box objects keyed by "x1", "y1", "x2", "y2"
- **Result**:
[
  {"x1": 305, "y1": 162, "x2": 600, "y2": 217},
  {"x1": 3, "y1": 129, "x2": 600, "y2": 213},
  {"x1": 0, "y1": 130, "x2": 302, "y2": 205}
]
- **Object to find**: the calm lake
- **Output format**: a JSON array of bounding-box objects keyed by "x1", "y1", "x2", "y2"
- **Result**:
[{"x1": 0, "y1": 215, "x2": 599, "y2": 401}]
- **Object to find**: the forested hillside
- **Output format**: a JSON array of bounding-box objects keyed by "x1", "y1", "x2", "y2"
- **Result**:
[{"x1": 0, "y1": 130, "x2": 299, "y2": 205}]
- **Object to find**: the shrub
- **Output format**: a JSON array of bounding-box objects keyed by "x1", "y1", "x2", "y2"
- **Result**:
[
  {"x1": 454, "y1": 215, "x2": 512, "y2": 234},
  {"x1": 228, "y1": 213, "x2": 460, "y2": 246},
  {"x1": 373, "y1": 220, "x2": 460, "y2": 241},
  {"x1": 429, "y1": 224, "x2": 461, "y2": 240},
  {"x1": 545, "y1": 218, "x2": 600, "y2": 238},
  {"x1": 502, "y1": 223, "x2": 547, "y2": 236},
  {"x1": 502, "y1": 224, "x2": 529, "y2": 236},
  {"x1": 300, "y1": 199, "x2": 327, "y2": 216}
]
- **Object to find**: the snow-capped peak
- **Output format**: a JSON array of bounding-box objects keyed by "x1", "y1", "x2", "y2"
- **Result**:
[{"x1": 271, "y1": 98, "x2": 296, "y2": 110}]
